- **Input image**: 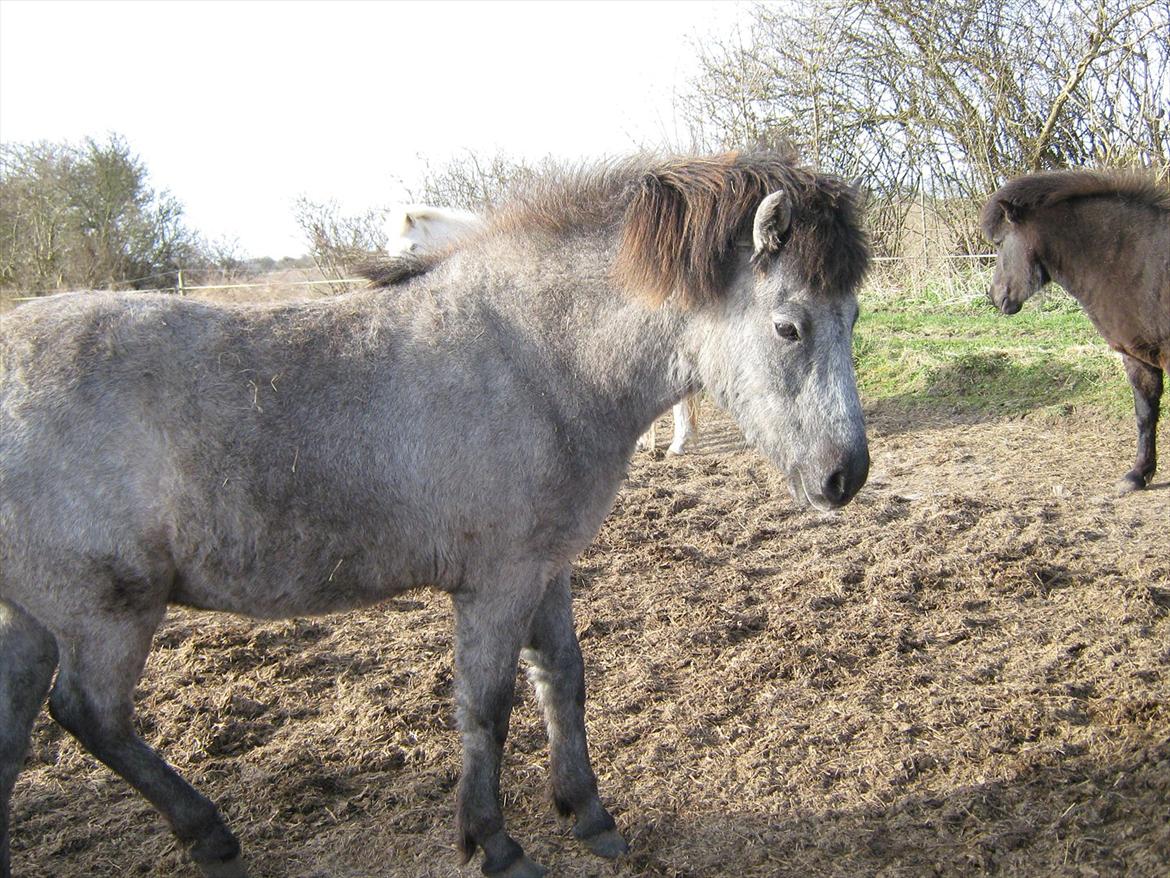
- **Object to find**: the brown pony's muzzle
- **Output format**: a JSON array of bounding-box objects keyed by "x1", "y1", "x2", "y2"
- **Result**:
[
  {"x1": 987, "y1": 281, "x2": 1022, "y2": 315},
  {"x1": 991, "y1": 290, "x2": 1023, "y2": 315}
]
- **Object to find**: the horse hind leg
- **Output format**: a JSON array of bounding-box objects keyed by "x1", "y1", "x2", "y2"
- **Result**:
[
  {"x1": 522, "y1": 569, "x2": 626, "y2": 860},
  {"x1": 46, "y1": 602, "x2": 246, "y2": 877},
  {"x1": 1119, "y1": 355, "x2": 1163, "y2": 491},
  {"x1": 636, "y1": 420, "x2": 658, "y2": 453},
  {"x1": 0, "y1": 601, "x2": 58, "y2": 878},
  {"x1": 667, "y1": 395, "x2": 700, "y2": 456}
]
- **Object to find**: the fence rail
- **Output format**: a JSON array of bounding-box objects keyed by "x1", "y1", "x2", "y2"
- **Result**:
[
  {"x1": 4, "y1": 252, "x2": 1001, "y2": 304},
  {"x1": 6, "y1": 276, "x2": 370, "y2": 302}
]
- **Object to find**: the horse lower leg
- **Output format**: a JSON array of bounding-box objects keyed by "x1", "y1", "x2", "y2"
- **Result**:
[
  {"x1": 453, "y1": 586, "x2": 545, "y2": 878},
  {"x1": 47, "y1": 613, "x2": 245, "y2": 878},
  {"x1": 1121, "y1": 356, "x2": 1162, "y2": 489},
  {"x1": 667, "y1": 396, "x2": 699, "y2": 455},
  {"x1": 637, "y1": 421, "x2": 658, "y2": 452},
  {"x1": 523, "y1": 569, "x2": 624, "y2": 858},
  {"x1": 0, "y1": 603, "x2": 58, "y2": 878}
]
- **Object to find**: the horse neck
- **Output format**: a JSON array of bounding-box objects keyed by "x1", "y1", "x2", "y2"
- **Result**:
[
  {"x1": 470, "y1": 237, "x2": 697, "y2": 448},
  {"x1": 1035, "y1": 200, "x2": 1140, "y2": 309}
]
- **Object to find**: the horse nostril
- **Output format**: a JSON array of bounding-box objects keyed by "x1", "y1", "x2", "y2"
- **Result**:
[
  {"x1": 823, "y1": 469, "x2": 849, "y2": 506},
  {"x1": 822, "y1": 449, "x2": 869, "y2": 507}
]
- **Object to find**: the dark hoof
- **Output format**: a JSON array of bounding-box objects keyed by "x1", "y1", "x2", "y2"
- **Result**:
[
  {"x1": 485, "y1": 854, "x2": 547, "y2": 878},
  {"x1": 580, "y1": 828, "x2": 628, "y2": 859},
  {"x1": 198, "y1": 855, "x2": 248, "y2": 878}
]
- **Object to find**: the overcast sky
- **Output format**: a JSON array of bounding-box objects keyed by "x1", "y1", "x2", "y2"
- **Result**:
[{"x1": 0, "y1": 0, "x2": 747, "y2": 258}]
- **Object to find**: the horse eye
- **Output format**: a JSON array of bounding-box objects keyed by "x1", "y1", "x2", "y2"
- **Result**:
[{"x1": 774, "y1": 320, "x2": 800, "y2": 342}]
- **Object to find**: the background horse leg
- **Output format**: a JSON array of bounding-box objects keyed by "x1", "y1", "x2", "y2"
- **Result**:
[
  {"x1": 636, "y1": 421, "x2": 657, "y2": 453},
  {"x1": 667, "y1": 396, "x2": 700, "y2": 456},
  {"x1": 0, "y1": 602, "x2": 58, "y2": 878},
  {"x1": 453, "y1": 580, "x2": 546, "y2": 878},
  {"x1": 1120, "y1": 354, "x2": 1163, "y2": 490},
  {"x1": 523, "y1": 569, "x2": 626, "y2": 859},
  {"x1": 46, "y1": 606, "x2": 246, "y2": 878}
]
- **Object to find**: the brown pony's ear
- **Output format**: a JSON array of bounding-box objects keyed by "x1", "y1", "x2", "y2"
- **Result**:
[
  {"x1": 849, "y1": 177, "x2": 871, "y2": 213},
  {"x1": 999, "y1": 199, "x2": 1026, "y2": 225},
  {"x1": 753, "y1": 190, "x2": 792, "y2": 255}
]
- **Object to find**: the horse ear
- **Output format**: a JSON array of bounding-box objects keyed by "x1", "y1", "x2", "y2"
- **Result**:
[
  {"x1": 999, "y1": 199, "x2": 1025, "y2": 225},
  {"x1": 849, "y1": 177, "x2": 871, "y2": 212},
  {"x1": 753, "y1": 190, "x2": 791, "y2": 255}
]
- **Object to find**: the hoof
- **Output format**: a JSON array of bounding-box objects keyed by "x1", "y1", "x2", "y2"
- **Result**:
[
  {"x1": 198, "y1": 855, "x2": 248, "y2": 878},
  {"x1": 579, "y1": 827, "x2": 628, "y2": 859},
  {"x1": 485, "y1": 853, "x2": 547, "y2": 878},
  {"x1": 1116, "y1": 474, "x2": 1146, "y2": 495},
  {"x1": 666, "y1": 445, "x2": 687, "y2": 457}
]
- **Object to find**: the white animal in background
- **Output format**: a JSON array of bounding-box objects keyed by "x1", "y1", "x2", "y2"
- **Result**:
[
  {"x1": 386, "y1": 205, "x2": 484, "y2": 255},
  {"x1": 637, "y1": 395, "x2": 701, "y2": 456}
]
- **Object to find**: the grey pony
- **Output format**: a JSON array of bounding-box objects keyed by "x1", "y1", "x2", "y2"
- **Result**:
[{"x1": 0, "y1": 151, "x2": 870, "y2": 878}]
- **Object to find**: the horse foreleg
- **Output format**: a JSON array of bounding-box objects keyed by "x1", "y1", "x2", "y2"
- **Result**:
[
  {"x1": 1120, "y1": 354, "x2": 1163, "y2": 491},
  {"x1": 523, "y1": 569, "x2": 626, "y2": 859},
  {"x1": 0, "y1": 602, "x2": 58, "y2": 878},
  {"x1": 46, "y1": 607, "x2": 246, "y2": 878},
  {"x1": 453, "y1": 581, "x2": 546, "y2": 878}
]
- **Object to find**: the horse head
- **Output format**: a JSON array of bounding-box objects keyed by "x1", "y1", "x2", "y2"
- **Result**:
[{"x1": 981, "y1": 188, "x2": 1054, "y2": 315}]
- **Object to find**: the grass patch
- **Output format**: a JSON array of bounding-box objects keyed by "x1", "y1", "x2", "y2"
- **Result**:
[{"x1": 856, "y1": 270, "x2": 1132, "y2": 419}]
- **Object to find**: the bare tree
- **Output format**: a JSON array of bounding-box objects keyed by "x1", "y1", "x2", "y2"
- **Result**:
[
  {"x1": 0, "y1": 135, "x2": 204, "y2": 293},
  {"x1": 292, "y1": 197, "x2": 385, "y2": 291},
  {"x1": 406, "y1": 150, "x2": 545, "y2": 211},
  {"x1": 683, "y1": 0, "x2": 1170, "y2": 254}
]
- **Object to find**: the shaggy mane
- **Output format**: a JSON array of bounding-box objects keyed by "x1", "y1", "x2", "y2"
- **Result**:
[
  {"x1": 355, "y1": 251, "x2": 441, "y2": 287},
  {"x1": 363, "y1": 150, "x2": 870, "y2": 306},
  {"x1": 981, "y1": 169, "x2": 1170, "y2": 239}
]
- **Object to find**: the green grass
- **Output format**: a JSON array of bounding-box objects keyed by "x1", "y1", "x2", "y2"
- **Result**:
[{"x1": 855, "y1": 267, "x2": 1133, "y2": 420}]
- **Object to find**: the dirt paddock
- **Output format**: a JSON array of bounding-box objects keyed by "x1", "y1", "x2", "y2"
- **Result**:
[{"x1": 10, "y1": 401, "x2": 1169, "y2": 877}]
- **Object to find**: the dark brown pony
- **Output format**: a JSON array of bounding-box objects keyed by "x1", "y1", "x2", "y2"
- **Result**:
[{"x1": 982, "y1": 169, "x2": 1170, "y2": 490}]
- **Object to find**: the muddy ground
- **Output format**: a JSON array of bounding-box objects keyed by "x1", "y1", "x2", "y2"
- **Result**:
[{"x1": 9, "y1": 400, "x2": 1169, "y2": 877}]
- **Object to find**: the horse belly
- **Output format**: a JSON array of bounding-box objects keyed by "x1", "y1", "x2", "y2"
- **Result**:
[
  {"x1": 166, "y1": 538, "x2": 399, "y2": 620},
  {"x1": 165, "y1": 503, "x2": 467, "y2": 619}
]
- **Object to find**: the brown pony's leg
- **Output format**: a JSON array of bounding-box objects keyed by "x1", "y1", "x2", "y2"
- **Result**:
[
  {"x1": 523, "y1": 569, "x2": 626, "y2": 859},
  {"x1": 1120, "y1": 354, "x2": 1163, "y2": 490}
]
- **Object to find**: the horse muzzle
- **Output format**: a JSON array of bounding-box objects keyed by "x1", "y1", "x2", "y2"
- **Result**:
[
  {"x1": 988, "y1": 285, "x2": 1023, "y2": 315},
  {"x1": 789, "y1": 445, "x2": 870, "y2": 511}
]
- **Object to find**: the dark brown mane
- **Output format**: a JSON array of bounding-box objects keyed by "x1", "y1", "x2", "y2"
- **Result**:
[
  {"x1": 356, "y1": 251, "x2": 441, "y2": 288},
  {"x1": 363, "y1": 151, "x2": 870, "y2": 306},
  {"x1": 488, "y1": 150, "x2": 868, "y2": 307},
  {"x1": 981, "y1": 169, "x2": 1170, "y2": 239}
]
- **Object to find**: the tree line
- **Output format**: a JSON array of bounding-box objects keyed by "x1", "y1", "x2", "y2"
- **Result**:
[
  {"x1": 681, "y1": 0, "x2": 1169, "y2": 254},
  {"x1": 300, "y1": 0, "x2": 1167, "y2": 276},
  {"x1": 0, "y1": 135, "x2": 259, "y2": 294},
  {"x1": 5, "y1": 0, "x2": 1166, "y2": 292}
]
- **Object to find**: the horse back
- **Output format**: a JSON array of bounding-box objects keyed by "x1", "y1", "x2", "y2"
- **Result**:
[
  {"x1": 1064, "y1": 203, "x2": 1170, "y2": 371},
  {"x1": 0, "y1": 290, "x2": 605, "y2": 618}
]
